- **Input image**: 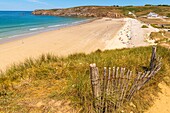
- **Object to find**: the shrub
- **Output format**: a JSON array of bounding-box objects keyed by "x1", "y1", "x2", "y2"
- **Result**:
[
  {"x1": 167, "y1": 13, "x2": 170, "y2": 17},
  {"x1": 141, "y1": 25, "x2": 148, "y2": 28},
  {"x1": 145, "y1": 4, "x2": 152, "y2": 6}
]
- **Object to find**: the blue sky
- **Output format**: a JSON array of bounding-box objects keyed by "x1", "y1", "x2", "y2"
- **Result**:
[{"x1": 0, "y1": 0, "x2": 170, "y2": 11}]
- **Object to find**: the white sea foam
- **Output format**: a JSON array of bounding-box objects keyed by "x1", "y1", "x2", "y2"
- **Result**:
[
  {"x1": 29, "y1": 27, "x2": 45, "y2": 31},
  {"x1": 7, "y1": 32, "x2": 33, "y2": 39},
  {"x1": 72, "y1": 19, "x2": 90, "y2": 24},
  {"x1": 73, "y1": 20, "x2": 85, "y2": 24},
  {"x1": 8, "y1": 35, "x2": 20, "y2": 38},
  {"x1": 48, "y1": 24, "x2": 68, "y2": 28}
]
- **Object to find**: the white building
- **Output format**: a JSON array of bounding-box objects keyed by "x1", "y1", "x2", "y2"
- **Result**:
[{"x1": 147, "y1": 12, "x2": 159, "y2": 18}]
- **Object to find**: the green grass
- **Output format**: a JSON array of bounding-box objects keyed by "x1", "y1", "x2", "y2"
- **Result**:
[
  {"x1": 0, "y1": 46, "x2": 170, "y2": 112},
  {"x1": 119, "y1": 6, "x2": 170, "y2": 17},
  {"x1": 167, "y1": 13, "x2": 170, "y2": 17},
  {"x1": 150, "y1": 31, "x2": 170, "y2": 44},
  {"x1": 150, "y1": 24, "x2": 170, "y2": 29},
  {"x1": 141, "y1": 25, "x2": 149, "y2": 28}
]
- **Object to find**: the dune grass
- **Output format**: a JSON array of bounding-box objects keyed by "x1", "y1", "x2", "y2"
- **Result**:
[
  {"x1": 150, "y1": 31, "x2": 170, "y2": 44},
  {"x1": 0, "y1": 46, "x2": 170, "y2": 112}
]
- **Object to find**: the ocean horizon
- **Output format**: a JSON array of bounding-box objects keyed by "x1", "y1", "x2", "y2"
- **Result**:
[{"x1": 0, "y1": 11, "x2": 89, "y2": 40}]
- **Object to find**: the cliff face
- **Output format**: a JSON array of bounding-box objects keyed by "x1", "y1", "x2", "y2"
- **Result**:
[{"x1": 32, "y1": 6, "x2": 124, "y2": 18}]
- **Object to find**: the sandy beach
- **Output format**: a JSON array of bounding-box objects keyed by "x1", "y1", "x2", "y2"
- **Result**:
[
  {"x1": 0, "y1": 18, "x2": 125, "y2": 70},
  {"x1": 0, "y1": 16, "x2": 169, "y2": 113},
  {"x1": 0, "y1": 17, "x2": 159, "y2": 70},
  {"x1": 105, "y1": 18, "x2": 158, "y2": 49}
]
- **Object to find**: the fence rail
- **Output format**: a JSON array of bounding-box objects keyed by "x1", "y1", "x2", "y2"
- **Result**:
[{"x1": 89, "y1": 46, "x2": 162, "y2": 113}]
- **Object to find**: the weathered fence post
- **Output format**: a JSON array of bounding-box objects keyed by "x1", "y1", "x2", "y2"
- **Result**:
[
  {"x1": 102, "y1": 67, "x2": 107, "y2": 113},
  {"x1": 90, "y1": 63, "x2": 101, "y2": 111},
  {"x1": 150, "y1": 46, "x2": 157, "y2": 71}
]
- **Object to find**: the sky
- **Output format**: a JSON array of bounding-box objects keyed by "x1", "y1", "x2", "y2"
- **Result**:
[{"x1": 0, "y1": 0, "x2": 170, "y2": 11}]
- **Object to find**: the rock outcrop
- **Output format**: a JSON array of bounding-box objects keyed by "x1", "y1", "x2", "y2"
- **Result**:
[{"x1": 32, "y1": 6, "x2": 124, "y2": 18}]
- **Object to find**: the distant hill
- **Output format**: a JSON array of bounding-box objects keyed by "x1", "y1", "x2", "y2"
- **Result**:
[
  {"x1": 32, "y1": 6, "x2": 124, "y2": 18},
  {"x1": 32, "y1": 6, "x2": 170, "y2": 18}
]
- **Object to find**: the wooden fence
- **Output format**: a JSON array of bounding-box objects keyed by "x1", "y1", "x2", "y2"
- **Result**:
[{"x1": 89, "y1": 46, "x2": 162, "y2": 113}]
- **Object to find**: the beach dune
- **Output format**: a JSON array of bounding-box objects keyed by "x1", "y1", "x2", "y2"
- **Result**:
[{"x1": 0, "y1": 18, "x2": 125, "y2": 70}]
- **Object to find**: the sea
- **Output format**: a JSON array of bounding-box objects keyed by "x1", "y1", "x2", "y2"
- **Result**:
[{"x1": 0, "y1": 11, "x2": 89, "y2": 40}]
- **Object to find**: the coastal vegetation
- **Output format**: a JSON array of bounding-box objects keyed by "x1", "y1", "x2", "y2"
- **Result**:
[
  {"x1": 150, "y1": 31, "x2": 170, "y2": 44},
  {"x1": 141, "y1": 25, "x2": 148, "y2": 28},
  {"x1": 1, "y1": 1, "x2": 170, "y2": 112},
  {"x1": 32, "y1": 6, "x2": 170, "y2": 18},
  {"x1": 121, "y1": 6, "x2": 170, "y2": 17},
  {"x1": 33, "y1": 6, "x2": 124, "y2": 18},
  {"x1": 0, "y1": 46, "x2": 170, "y2": 112},
  {"x1": 167, "y1": 13, "x2": 170, "y2": 17},
  {"x1": 150, "y1": 24, "x2": 170, "y2": 29},
  {"x1": 138, "y1": 18, "x2": 170, "y2": 25}
]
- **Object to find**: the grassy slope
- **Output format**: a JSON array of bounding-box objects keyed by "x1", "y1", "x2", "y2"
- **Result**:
[
  {"x1": 150, "y1": 31, "x2": 170, "y2": 45},
  {"x1": 0, "y1": 46, "x2": 170, "y2": 112},
  {"x1": 119, "y1": 6, "x2": 170, "y2": 17},
  {"x1": 138, "y1": 17, "x2": 170, "y2": 25}
]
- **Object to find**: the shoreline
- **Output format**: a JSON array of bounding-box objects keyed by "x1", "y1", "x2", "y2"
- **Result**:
[
  {"x1": 0, "y1": 18, "x2": 125, "y2": 70},
  {"x1": 0, "y1": 18, "x2": 96, "y2": 45},
  {"x1": 0, "y1": 17, "x2": 158, "y2": 71}
]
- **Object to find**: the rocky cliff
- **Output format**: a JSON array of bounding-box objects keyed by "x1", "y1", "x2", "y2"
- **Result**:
[{"x1": 32, "y1": 6, "x2": 124, "y2": 18}]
